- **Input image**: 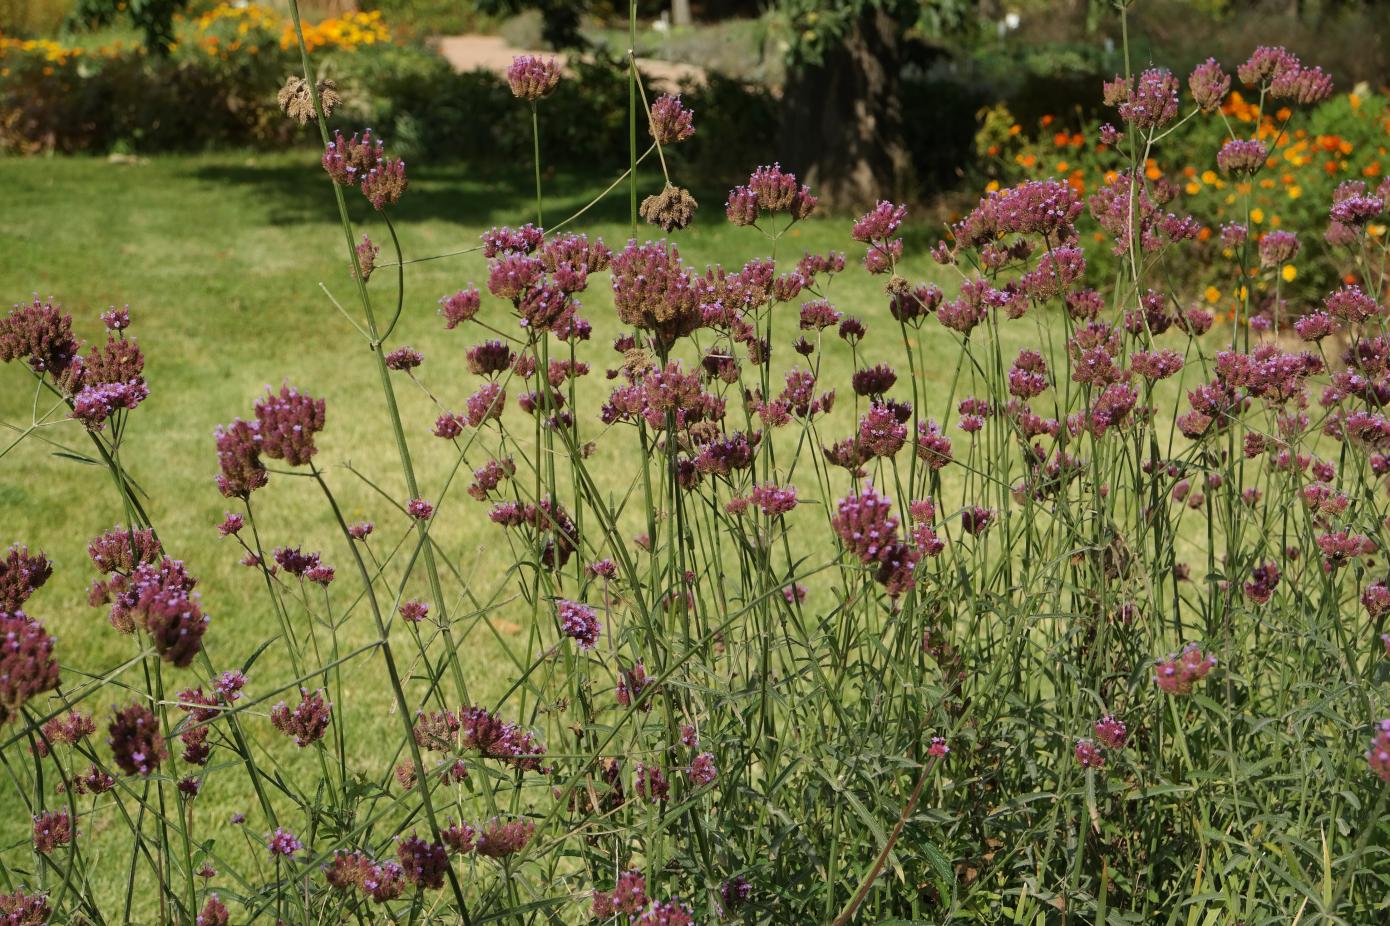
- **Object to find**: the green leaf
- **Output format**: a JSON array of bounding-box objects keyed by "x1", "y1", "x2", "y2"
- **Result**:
[{"x1": 51, "y1": 450, "x2": 100, "y2": 466}]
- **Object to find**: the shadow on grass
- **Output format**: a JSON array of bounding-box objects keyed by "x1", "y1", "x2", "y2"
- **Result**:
[{"x1": 183, "y1": 158, "x2": 702, "y2": 230}]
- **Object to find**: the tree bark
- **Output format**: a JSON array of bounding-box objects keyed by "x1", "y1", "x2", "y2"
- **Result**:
[
  {"x1": 780, "y1": 8, "x2": 914, "y2": 212},
  {"x1": 672, "y1": 0, "x2": 693, "y2": 26}
]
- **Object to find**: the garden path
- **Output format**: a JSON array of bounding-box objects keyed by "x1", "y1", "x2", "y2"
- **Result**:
[{"x1": 434, "y1": 33, "x2": 704, "y2": 89}]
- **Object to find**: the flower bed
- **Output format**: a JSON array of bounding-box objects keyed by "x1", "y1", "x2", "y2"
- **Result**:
[{"x1": 5, "y1": 13, "x2": 1390, "y2": 925}]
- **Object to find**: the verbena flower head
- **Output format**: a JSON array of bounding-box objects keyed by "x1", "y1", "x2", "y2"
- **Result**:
[
  {"x1": 270, "y1": 688, "x2": 332, "y2": 747},
  {"x1": 112, "y1": 557, "x2": 210, "y2": 667},
  {"x1": 1368, "y1": 720, "x2": 1390, "y2": 781},
  {"x1": 384, "y1": 346, "x2": 423, "y2": 371},
  {"x1": 1117, "y1": 68, "x2": 1180, "y2": 130},
  {"x1": 196, "y1": 895, "x2": 229, "y2": 926},
  {"x1": 360, "y1": 157, "x2": 407, "y2": 210},
  {"x1": 108, "y1": 701, "x2": 166, "y2": 776},
  {"x1": 354, "y1": 234, "x2": 378, "y2": 281},
  {"x1": 611, "y1": 240, "x2": 701, "y2": 344},
  {"x1": 833, "y1": 484, "x2": 916, "y2": 596},
  {"x1": 726, "y1": 164, "x2": 816, "y2": 225},
  {"x1": 474, "y1": 817, "x2": 535, "y2": 858},
  {"x1": 635, "y1": 762, "x2": 670, "y2": 802},
  {"x1": 396, "y1": 834, "x2": 448, "y2": 889},
  {"x1": 37, "y1": 710, "x2": 95, "y2": 753},
  {"x1": 1154, "y1": 643, "x2": 1217, "y2": 694},
  {"x1": 1324, "y1": 285, "x2": 1382, "y2": 324},
  {"x1": 594, "y1": 870, "x2": 649, "y2": 917},
  {"x1": 1238, "y1": 46, "x2": 1299, "y2": 87},
  {"x1": 69, "y1": 335, "x2": 149, "y2": 431},
  {"x1": 1, "y1": 546, "x2": 52, "y2": 613},
  {"x1": 1188, "y1": 58, "x2": 1230, "y2": 112},
  {"x1": 633, "y1": 900, "x2": 695, "y2": 926},
  {"x1": 1244, "y1": 562, "x2": 1281, "y2": 604},
  {"x1": 0, "y1": 296, "x2": 80, "y2": 380},
  {"x1": 1258, "y1": 230, "x2": 1299, "y2": 267},
  {"x1": 267, "y1": 827, "x2": 303, "y2": 859},
  {"x1": 460, "y1": 705, "x2": 547, "y2": 770},
  {"x1": 852, "y1": 201, "x2": 908, "y2": 242},
  {"x1": 399, "y1": 599, "x2": 430, "y2": 623},
  {"x1": 688, "y1": 751, "x2": 718, "y2": 785},
  {"x1": 1094, "y1": 715, "x2": 1127, "y2": 749},
  {"x1": 439, "y1": 287, "x2": 481, "y2": 329},
  {"x1": 1217, "y1": 139, "x2": 1268, "y2": 174},
  {"x1": 1329, "y1": 181, "x2": 1385, "y2": 226},
  {"x1": 555, "y1": 598, "x2": 600, "y2": 650},
  {"x1": 254, "y1": 384, "x2": 326, "y2": 467},
  {"x1": 640, "y1": 183, "x2": 699, "y2": 232},
  {"x1": 649, "y1": 93, "x2": 695, "y2": 145},
  {"x1": 214, "y1": 418, "x2": 266, "y2": 498},
  {"x1": 1074, "y1": 739, "x2": 1105, "y2": 768},
  {"x1": 31, "y1": 809, "x2": 72, "y2": 854},
  {"x1": 722, "y1": 876, "x2": 753, "y2": 909},
  {"x1": 954, "y1": 179, "x2": 1083, "y2": 248},
  {"x1": 857, "y1": 402, "x2": 907, "y2": 458},
  {"x1": 1269, "y1": 63, "x2": 1333, "y2": 104},
  {"x1": 322, "y1": 129, "x2": 383, "y2": 185},
  {"x1": 507, "y1": 55, "x2": 561, "y2": 101}
]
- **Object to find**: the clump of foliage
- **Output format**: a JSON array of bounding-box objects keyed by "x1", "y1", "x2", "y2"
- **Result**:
[{"x1": 5, "y1": 4, "x2": 1390, "y2": 924}]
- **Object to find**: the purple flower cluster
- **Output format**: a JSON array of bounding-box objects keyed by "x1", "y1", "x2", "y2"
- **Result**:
[
  {"x1": 1113, "y1": 68, "x2": 1180, "y2": 130},
  {"x1": 108, "y1": 701, "x2": 167, "y2": 776},
  {"x1": 474, "y1": 817, "x2": 535, "y2": 858},
  {"x1": 1154, "y1": 644, "x2": 1217, "y2": 695},
  {"x1": 322, "y1": 129, "x2": 407, "y2": 210},
  {"x1": 30, "y1": 809, "x2": 71, "y2": 854},
  {"x1": 396, "y1": 834, "x2": 449, "y2": 889},
  {"x1": 90, "y1": 552, "x2": 210, "y2": 667},
  {"x1": 833, "y1": 485, "x2": 917, "y2": 597},
  {"x1": 649, "y1": 93, "x2": 695, "y2": 145},
  {"x1": 1368, "y1": 719, "x2": 1390, "y2": 781},
  {"x1": 0, "y1": 297, "x2": 79, "y2": 377},
  {"x1": 726, "y1": 163, "x2": 817, "y2": 226},
  {"x1": 0, "y1": 546, "x2": 52, "y2": 612},
  {"x1": 270, "y1": 688, "x2": 332, "y2": 747},
  {"x1": 267, "y1": 827, "x2": 303, "y2": 859},
  {"x1": 1217, "y1": 139, "x2": 1268, "y2": 174},
  {"x1": 460, "y1": 706, "x2": 547, "y2": 771},
  {"x1": 592, "y1": 870, "x2": 649, "y2": 917},
  {"x1": 1188, "y1": 58, "x2": 1230, "y2": 111},
  {"x1": 506, "y1": 55, "x2": 561, "y2": 101},
  {"x1": 953, "y1": 179, "x2": 1083, "y2": 249},
  {"x1": 555, "y1": 598, "x2": 601, "y2": 650}
]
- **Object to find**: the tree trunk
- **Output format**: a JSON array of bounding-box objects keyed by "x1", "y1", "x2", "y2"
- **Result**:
[
  {"x1": 780, "y1": 8, "x2": 914, "y2": 212},
  {"x1": 672, "y1": 0, "x2": 693, "y2": 27}
]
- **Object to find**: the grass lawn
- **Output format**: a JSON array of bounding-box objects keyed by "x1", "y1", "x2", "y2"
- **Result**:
[{"x1": 1, "y1": 150, "x2": 993, "y2": 911}]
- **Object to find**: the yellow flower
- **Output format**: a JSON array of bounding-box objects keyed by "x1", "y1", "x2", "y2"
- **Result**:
[
  {"x1": 1205, "y1": 286, "x2": 1221, "y2": 303},
  {"x1": 1287, "y1": 185, "x2": 1302, "y2": 199},
  {"x1": 1185, "y1": 181, "x2": 1200, "y2": 195},
  {"x1": 1281, "y1": 264, "x2": 1297, "y2": 282},
  {"x1": 1201, "y1": 169, "x2": 1218, "y2": 185},
  {"x1": 1370, "y1": 224, "x2": 1386, "y2": 238},
  {"x1": 1250, "y1": 208, "x2": 1265, "y2": 224},
  {"x1": 985, "y1": 180, "x2": 999, "y2": 193}
]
